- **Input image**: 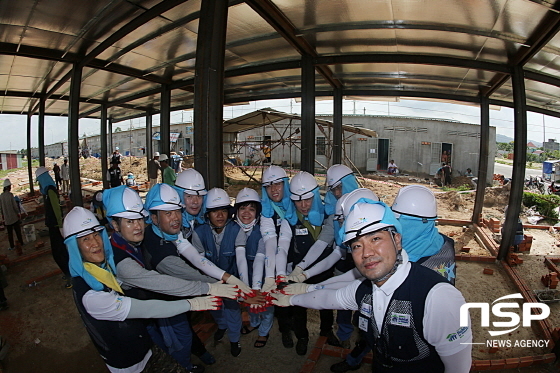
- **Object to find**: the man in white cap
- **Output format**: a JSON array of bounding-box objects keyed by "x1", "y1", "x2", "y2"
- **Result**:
[
  {"x1": 148, "y1": 152, "x2": 161, "y2": 189},
  {"x1": 0, "y1": 179, "x2": 23, "y2": 255},
  {"x1": 273, "y1": 201, "x2": 472, "y2": 372}
]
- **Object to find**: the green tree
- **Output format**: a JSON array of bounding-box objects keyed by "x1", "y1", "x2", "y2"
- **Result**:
[{"x1": 497, "y1": 142, "x2": 514, "y2": 152}]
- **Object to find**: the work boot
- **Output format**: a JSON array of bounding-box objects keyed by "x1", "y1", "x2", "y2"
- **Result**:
[
  {"x1": 281, "y1": 331, "x2": 293, "y2": 348},
  {"x1": 295, "y1": 337, "x2": 308, "y2": 356},
  {"x1": 325, "y1": 331, "x2": 341, "y2": 347},
  {"x1": 330, "y1": 360, "x2": 361, "y2": 373}
]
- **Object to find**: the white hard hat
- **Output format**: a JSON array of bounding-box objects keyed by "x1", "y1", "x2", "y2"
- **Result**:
[
  {"x1": 63, "y1": 207, "x2": 104, "y2": 239},
  {"x1": 35, "y1": 167, "x2": 49, "y2": 179},
  {"x1": 154, "y1": 151, "x2": 160, "y2": 157},
  {"x1": 159, "y1": 154, "x2": 168, "y2": 161},
  {"x1": 235, "y1": 188, "x2": 260, "y2": 205},
  {"x1": 95, "y1": 191, "x2": 103, "y2": 202},
  {"x1": 205, "y1": 188, "x2": 231, "y2": 210},
  {"x1": 343, "y1": 202, "x2": 400, "y2": 244},
  {"x1": 105, "y1": 187, "x2": 148, "y2": 219},
  {"x1": 335, "y1": 192, "x2": 350, "y2": 220},
  {"x1": 262, "y1": 165, "x2": 287, "y2": 186},
  {"x1": 175, "y1": 168, "x2": 207, "y2": 195},
  {"x1": 2, "y1": 179, "x2": 11, "y2": 188},
  {"x1": 145, "y1": 183, "x2": 183, "y2": 211},
  {"x1": 327, "y1": 164, "x2": 353, "y2": 189},
  {"x1": 289, "y1": 171, "x2": 318, "y2": 200},
  {"x1": 391, "y1": 185, "x2": 437, "y2": 219},
  {"x1": 341, "y1": 188, "x2": 380, "y2": 217}
]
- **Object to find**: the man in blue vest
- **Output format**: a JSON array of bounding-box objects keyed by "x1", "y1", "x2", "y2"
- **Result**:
[{"x1": 273, "y1": 200, "x2": 472, "y2": 372}]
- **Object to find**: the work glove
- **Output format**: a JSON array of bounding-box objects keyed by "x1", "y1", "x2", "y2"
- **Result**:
[
  {"x1": 188, "y1": 296, "x2": 222, "y2": 311},
  {"x1": 226, "y1": 275, "x2": 255, "y2": 298},
  {"x1": 271, "y1": 292, "x2": 292, "y2": 307},
  {"x1": 261, "y1": 277, "x2": 277, "y2": 293},
  {"x1": 286, "y1": 266, "x2": 307, "y2": 283},
  {"x1": 281, "y1": 282, "x2": 310, "y2": 295},
  {"x1": 207, "y1": 281, "x2": 239, "y2": 299}
]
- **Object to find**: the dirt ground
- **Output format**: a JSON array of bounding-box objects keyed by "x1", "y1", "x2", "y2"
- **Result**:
[{"x1": 0, "y1": 157, "x2": 559, "y2": 372}]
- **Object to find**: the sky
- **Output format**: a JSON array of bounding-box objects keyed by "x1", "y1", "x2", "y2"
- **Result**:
[{"x1": 2, "y1": 98, "x2": 560, "y2": 151}]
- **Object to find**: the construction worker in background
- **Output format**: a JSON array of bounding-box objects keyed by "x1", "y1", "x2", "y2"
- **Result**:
[
  {"x1": 125, "y1": 173, "x2": 136, "y2": 187},
  {"x1": 89, "y1": 190, "x2": 108, "y2": 227},
  {"x1": 61, "y1": 158, "x2": 70, "y2": 194},
  {"x1": 36, "y1": 167, "x2": 71, "y2": 288},
  {"x1": 158, "y1": 154, "x2": 176, "y2": 186},
  {"x1": 277, "y1": 171, "x2": 337, "y2": 356},
  {"x1": 107, "y1": 159, "x2": 124, "y2": 188},
  {"x1": 103, "y1": 186, "x2": 239, "y2": 373},
  {"x1": 273, "y1": 201, "x2": 472, "y2": 373},
  {"x1": 62, "y1": 206, "x2": 221, "y2": 373},
  {"x1": 53, "y1": 162, "x2": 62, "y2": 191},
  {"x1": 147, "y1": 151, "x2": 161, "y2": 189},
  {"x1": 0, "y1": 179, "x2": 23, "y2": 256}
]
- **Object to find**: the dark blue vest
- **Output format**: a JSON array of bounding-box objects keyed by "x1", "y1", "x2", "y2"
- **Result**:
[
  {"x1": 245, "y1": 225, "x2": 262, "y2": 282},
  {"x1": 195, "y1": 221, "x2": 240, "y2": 276},
  {"x1": 355, "y1": 263, "x2": 446, "y2": 373},
  {"x1": 416, "y1": 234, "x2": 456, "y2": 286},
  {"x1": 72, "y1": 276, "x2": 151, "y2": 369}
]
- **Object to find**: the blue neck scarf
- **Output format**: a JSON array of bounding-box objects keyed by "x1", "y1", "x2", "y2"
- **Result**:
[
  {"x1": 173, "y1": 186, "x2": 206, "y2": 228},
  {"x1": 37, "y1": 172, "x2": 57, "y2": 195},
  {"x1": 64, "y1": 229, "x2": 117, "y2": 291},
  {"x1": 324, "y1": 174, "x2": 360, "y2": 215},
  {"x1": 398, "y1": 214, "x2": 443, "y2": 262},
  {"x1": 150, "y1": 221, "x2": 178, "y2": 242},
  {"x1": 287, "y1": 187, "x2": 324, "y2": 227},
  {"x1": 261, "y1": 178, "x2": 296, "y2": 224}
]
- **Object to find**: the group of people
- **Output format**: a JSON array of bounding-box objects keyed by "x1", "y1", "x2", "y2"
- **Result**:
[
  {"x1": 52, "y1": 158, "x2": 70, "y2": 194},
  {"x1": 30, "y1": 160, "x2": 472, "y2": 373},
  {"x1": 147, "y1": 151, "x2": 182, "y2": 187}
]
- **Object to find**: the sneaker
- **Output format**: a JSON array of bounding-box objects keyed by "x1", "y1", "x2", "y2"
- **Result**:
[
  {"x1": 330, "y1": 360, "x2": 362, "y2": 373},
  {"x1": 230, "y1": 341, "x2": 241, "y2": 357},
  {"x1": 340, "y1": 339, "x2": 351, "y2": 349},
  {"x1": 295, "y1": 337, "x2": 308, "y2": 356},
  {"x1": 214, "y1": 328, "x2": 227, "y2": 342},
  {"x1": 281, "y1": 331, "x2": 294, "y2": 348},
  {"x1": 196, "y1": 351, "x2": 216, "y2": 365},
  {"x1": 65, "y1": 281, "x2": 73, "y2": 289},
  {"x1": 187, "y1": 365, "x2": 205, "y2": 373}
]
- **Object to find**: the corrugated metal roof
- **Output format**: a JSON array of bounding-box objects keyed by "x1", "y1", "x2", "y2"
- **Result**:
[{"x1": 1, "y1": 0, "x2": 560, "y2": 123}]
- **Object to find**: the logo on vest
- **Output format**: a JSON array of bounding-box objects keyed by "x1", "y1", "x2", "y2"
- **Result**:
[
  {"x1": 389, "y1": 312, "x2": 411, "y2": 327},
  {"x1": 360, "y1": 303, "x2": 372, "y2": 317}
]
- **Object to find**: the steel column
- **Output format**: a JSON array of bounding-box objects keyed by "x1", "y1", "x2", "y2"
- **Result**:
[
  {"x1": 108, "y1": 118, "x2": 113, "y2": 156},
  {"x1": 146, "y1": 110, "x2": 153, "y2": 176},
  {"x1": 160, "y1": 85, "x2": 171, "y2": 157},
  {"x1": 38, "y1": 98, "x2": 45, "y2": 166},
  {"x1": 68, "y1": 64, "x2": 83, "y2": 207},
  {"x1": 498, "y1": 66, "x2": 527, "y2": 260},
  {"x1": 333, "y1": 87, "x2": 343, "y2": 165},
  {"x1": 300, "y1": 54, "x2": 315, "y2": 173},
  {"x1": 193, "y1": 0, "x2": 228, "y2": 188},
  {"x1": 472, "y1": 95, "x2": 490, "y2": 224},
  {"x1": 26, "y1": 115, "x2": 34, "y2": 196},
  {"x1": 100, "y1": 104, "x2": 109, "y2": 189}
]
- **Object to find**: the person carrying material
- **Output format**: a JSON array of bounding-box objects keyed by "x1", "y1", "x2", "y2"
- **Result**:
[{"x1": 63, "y1": 206, "x2": 221, "y2": 373}]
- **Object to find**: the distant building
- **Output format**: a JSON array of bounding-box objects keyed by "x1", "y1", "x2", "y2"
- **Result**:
[
  {"x1": 527, "y1": 141, "x2": 538, "y2": 151},
  {"x1": 543, "y1": 139, "x2": 559, "y2": 152},
  {"x1": 0, "y1": 150, "x2": 23, "y2": 170}
]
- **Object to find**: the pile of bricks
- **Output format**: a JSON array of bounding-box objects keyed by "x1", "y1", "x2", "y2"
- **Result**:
[
  {"x1": 482, "y1": 218, "x2": 502, "y2": 233},
  {"x1": 507, "y1": 253, "x2": 524, "y2": 266},
  {"x1": 541, "y1": 272, "x2": 558, "y2": 289},
  {"x1": 516, "y1": 234, "x2": 533, "y2": 252}
]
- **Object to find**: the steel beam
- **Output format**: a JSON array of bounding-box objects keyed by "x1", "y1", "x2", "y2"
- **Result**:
[
  {"x1": 301, "y1": 54, "x2": 316, "y2": 173},
  {"x1": 159, "y1": 85, "x2": 171, "y2": 157},
  {"x1": 100, "y1": 105, "x2": 109, "y2": 190},
  {"x1": 472, "y1": 95, "x2": 490, "y2": 224},
  {"x1": 68, "y1": 64, "x2": 83, "y2": 207},
  {"x1": 26, "y1": 115, "x2": 34, "y2": 196},
  {"x1": 38, "y1": 98, "x2": 45, "y2": 166},
  {"x1": 193, "y1": 0, "x2": 228, "y2": 189},
  {"x1": 333, "y1": 87, "x2": 343, "y2": 165},
  {"x1": 498, "y1": 66, "x2": 527, "y2": 260},
  {"x1": 146, "y1": 110, "x2": 153, "y2": 180},
  {"x1": 108, "y1": 119, "x2": 113, "y2": 159}
]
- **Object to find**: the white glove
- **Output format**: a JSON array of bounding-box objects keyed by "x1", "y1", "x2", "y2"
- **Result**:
[
  {"x1": 271, "y1": 292, "x2": 293, "y2": 307},
  {"x1": 226, "y1": 275, "x2": 254, "y2": 297},
  {"x1": 261, "y1": 277, "x2": 277, "y2": 293},
  {"x1": 188, "y1": 296, "x2": 222, "y2": 311},
  {"x1": 207, "y1": 281, "x2": 239, "y2": 299},
  {"x1": 282, "y1": 283, "x2": 310, "y2": 295},
  {"x1": 286, "y1": 266, "x2": 307, "y2": 283}
]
